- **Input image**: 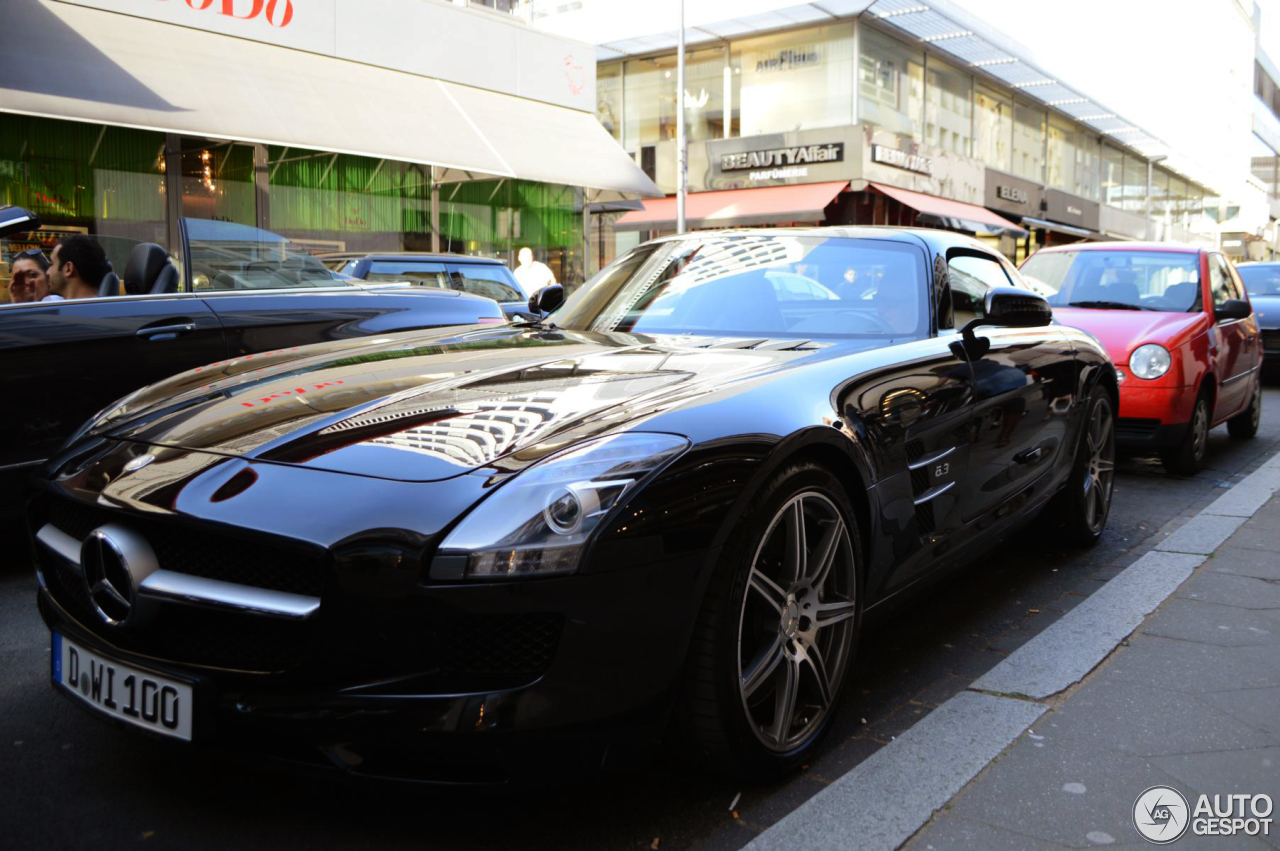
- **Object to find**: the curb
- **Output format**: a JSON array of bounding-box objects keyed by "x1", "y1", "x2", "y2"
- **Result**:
[{"x1": 744, "y1": 447, "x2": 1280, "y2": 851}]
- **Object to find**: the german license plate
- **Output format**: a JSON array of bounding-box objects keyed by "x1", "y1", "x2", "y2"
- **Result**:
[{"x1": 52, "y1": 632, "x2": 193, "y2": 741}]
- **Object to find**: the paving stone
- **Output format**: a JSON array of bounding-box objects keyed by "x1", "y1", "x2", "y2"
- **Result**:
[
  {"x1": 1198, "y1": 688, "x2": 1280, "y2": 739},
  {"x1": 1175, "y1": 570, "x2": 1280, "y2": 611},
  {"x1": 1223, "y1": 521, "x2": 1280, "y2": 552},
  {"x1": 1156, "y1": 514, "x2": 1249, "y2": 555},
  {"x1": 1140, "y1": 597, "x2": 1280, "y2": 647},
  {"x1": 744, "y1": 693, "x2": 1044, "y2": 851},
  {"x1": 1092, "y1": 634, "x2": 1280, "y2": 696},
  {"x1": 1152, "y1": 746, "x2": 1280, "y2": 813},
  {"x1": 1025, "y1": 676, "x2": 1276, "y2": 757},
  {"x1": 1201, "y1": 466, "x2": 1280, "y2": 517},
  {"x1": 904, "y1": 814, "x2": 1072, "y2": 850},
  {"x1": 1204, "y1": 545, "x2": 1280, "y2": 581},
  {"x1": 973, "y1": 551, "x2": 1204, "y2": 700},
  {"x1": 944, "y1": 738, "x2": 1187, "y2": 849}
]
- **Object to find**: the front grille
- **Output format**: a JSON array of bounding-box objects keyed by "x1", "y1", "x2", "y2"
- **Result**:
[
  {"x1": 443, "y1": 613, "x2": 563, "y2": 675},
  {"x1": 1116, "y1": 418, "x2": 1161, "y2": 440},
  {"x1": 1262, "y1": 329, "x2": 1280, "y2": 351},
  {"x1": 45, "y1": 555, "x2": 310, "y2": 672},
  {"x1": 41, "y1": 497, "x2": 324, "y2": 597}
]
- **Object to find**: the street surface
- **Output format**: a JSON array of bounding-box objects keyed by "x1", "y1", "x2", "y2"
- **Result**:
[{"x1": 3, "y1": 380, "x2": 1279, "y2": 851}]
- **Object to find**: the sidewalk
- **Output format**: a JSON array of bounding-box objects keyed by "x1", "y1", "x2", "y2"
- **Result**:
[
  {"x1": 747, "y1": 452, "x2": 1280, "y2": 851},
  {"x1": 903, "y1": 493, "x2": 1280, "y2": 850}
]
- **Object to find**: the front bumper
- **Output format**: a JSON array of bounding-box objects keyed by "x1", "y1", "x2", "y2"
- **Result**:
[{"x1": 32, "y1": 486, "x2": 718, "y2": 784}]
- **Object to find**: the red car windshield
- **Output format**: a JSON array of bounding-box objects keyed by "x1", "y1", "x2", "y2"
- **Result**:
[{"x1": 1021, "y1": 250, "x2": 1201, "y2": 312}]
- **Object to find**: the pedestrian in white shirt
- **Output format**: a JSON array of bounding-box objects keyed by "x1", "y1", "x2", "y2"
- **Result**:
[{"x1": 513, "y1": 247, "x2": 556, "y2": 295}]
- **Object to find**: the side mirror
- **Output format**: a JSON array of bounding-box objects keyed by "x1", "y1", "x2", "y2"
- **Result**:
[
  {"x1": 1214, "y1": 298, "x2": 1251, "y2": 322},
  {"x1": 528, "y1": 283, "x2": 564, "y2": 316},
  {"x1": 0, "y1": 205, "x2": 40, "y2": 238},
  {"x1": 954, "y1": 287, "x2": 1053, "y2": 360}
]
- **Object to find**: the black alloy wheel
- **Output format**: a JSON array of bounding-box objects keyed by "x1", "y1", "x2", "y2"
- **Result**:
[
  {"x1": 679, "y1": 461, "x2": 862, "y2": 780},
  {"x1": 1227, "y1": 379, "x2": 1262, "y2": 439},
  {"x1": 1057, "y1": 385, "x2": 1117, "y2": 546}
]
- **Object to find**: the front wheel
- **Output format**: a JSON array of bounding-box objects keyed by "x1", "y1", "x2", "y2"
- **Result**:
[
  {"x1": 678, "y1": 462, "x2": 862, "y2": 780},
  {"x1": 1056, "y1": 385, "x2": 1116, "y2": 547},
  {"x1": 1227, "y1": 379, "x2": 1262, "y2": 439},
  {"x1": 1162, "y1": 391, "x2": 1211, "y2": 475}
]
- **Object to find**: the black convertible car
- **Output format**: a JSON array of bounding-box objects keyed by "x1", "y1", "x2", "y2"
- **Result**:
[
  {"x1": 0, "y1": 208, "x2": 503, "y2": 516},
  {"x1": 29, "y1": 228, "x2": 1117, "y2": 782}
]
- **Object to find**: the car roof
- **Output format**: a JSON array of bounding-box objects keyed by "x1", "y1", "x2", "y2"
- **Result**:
[
  {"x1": 316, "y1": 251, "x2": 507, "y2": 265},
  {"x1": 1030, "y1": 241, "x2": 1204, "y2": 255},
  {"x1": 648, "y1": 226, "x2": 998, "y2": 254}
]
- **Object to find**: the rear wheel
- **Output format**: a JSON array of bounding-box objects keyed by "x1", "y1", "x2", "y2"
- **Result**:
[
  {"x1": 1227, "y1": 379, "x2": 1262, "y2": 439},
  {"x1": 1056, "y1": 386, "x2": 1116, "y2": 547},
  {"x1": 679, "y1": 462, "x2": 861, "y2": 780},
  {"x1": 1162, "y1": 391, "x2": 1211, "y2": 475}
]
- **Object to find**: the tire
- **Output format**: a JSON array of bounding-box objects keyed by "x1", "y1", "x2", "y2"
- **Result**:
[
  {"x1": 1056, "y1": 385, "x2": 1116, "y2": 547},
  {"x1": 678, "y1": 461, "x2": 862, "y2": 781},
  {"x1": 1161, "y1": 391, "x2": 1211, "y2": 475},
  {"x1": 1227, "y1": 379, "x2": 1262, "y2": 439}
]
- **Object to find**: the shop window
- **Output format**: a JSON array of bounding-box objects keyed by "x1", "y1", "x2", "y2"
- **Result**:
[
  {"x1": 925, "y1": 57, "x2": 971, "y2": 157},
  {"x1": 1101, "y1": 145, "x2": 1124, "y2": 208},
  {"x1": 974, "y1": 84, "x2": 1011, "y2": 172},
  {"x1": 734, "y1": 24, "x2": 854, "y2": 137},
  {"x1": 1122, "y1": 155, "x2": 1147, "y2": 213},
  {"x1": 598, "y1": 62, "x2": 623, "y2": 143},
  {"x1": 1011, "y1": 102, "x2": 1045, "y2": 182},
  {"x1": 623, "y1": 47, "x2": 733, "y2": 148},
  {"x1": 179, "y1": 139, "x2": 256, "y2": 227},
  {"x1": 858, "y1": 26, "x2": 923, "y2": 141},
  {"x1": 1046, "y1": 117, "x2": 1076, "y2": 194}
]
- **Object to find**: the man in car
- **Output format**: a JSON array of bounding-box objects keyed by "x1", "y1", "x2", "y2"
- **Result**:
[
  {"x1": 48, "y1": 235, "x2": 110, "y2": 301},
  {"x1": 6, "y1": 249, "x2": 62, "y2": 303}
]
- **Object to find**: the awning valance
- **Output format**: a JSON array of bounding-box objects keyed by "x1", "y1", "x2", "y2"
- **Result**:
[
  {"x1": 614, "y1": 181, "x2": 849, "y2": 231},
  {"x1": 869, "y1": 183, "x2": 1026, "y2": 236},
  {"x1": 0, "y1": 1, "x2": 659, "y2": 197},
  {"x1": 1022, "y1": 217, "x2": 1100, "y2": 240}
]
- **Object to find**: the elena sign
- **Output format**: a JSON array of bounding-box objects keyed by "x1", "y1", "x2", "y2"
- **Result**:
[
  {"x1": 870, "y1": 145, "x2": 932, "y2": 176},
  {"x1": 721, "y1": 143, "x2": 844, "y2": 172}
]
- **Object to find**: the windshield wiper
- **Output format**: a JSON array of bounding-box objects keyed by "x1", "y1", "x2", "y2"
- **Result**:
[{"x1": 1067, "y1": 300, "x2": 1155, "y2": 311}]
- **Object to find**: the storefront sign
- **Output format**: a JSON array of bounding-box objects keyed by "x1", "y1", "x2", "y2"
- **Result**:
[
  {"x1": 754, "y1": 48, "x2": 820, "y2": 73},
  {"x1": 1045, "y1": 189, "x2": 1100, "y2": 231},
  {"x1": 870, "y1": 145, "x2": 932, "y2": 176},
  {"x1": 721, "y1": 143, "x2": 844, "y2": 172},
  {"x1": 57, "y1": 0, "x2": 330, "y2": 53},
  {"x1": 997, "y1": 185, "x2": 1029, "y2": 205}
]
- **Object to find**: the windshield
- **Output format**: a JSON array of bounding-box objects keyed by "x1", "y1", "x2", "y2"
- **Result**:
[
  {"x1": 549, "y1": 234, "x2": 928, "y2": 340},
  {"x1": 1020, "y1": 249, "x2": 1201, "y2": 312},
  {"x1": 184, "y1": 219, "x2": 350, "y2": 291},
  {"x1": 1237, "y1": 265, "x2": 1280, "y2": 296}
]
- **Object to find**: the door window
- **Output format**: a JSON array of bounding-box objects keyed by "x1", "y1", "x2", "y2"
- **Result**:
[
  {"x1": 947, "y1": 254, "x2": 1010, "y2": 326},
  {"x1": 366, "y1": 261, "x2": 450, "y2": 289},
  {"x1": 446, "y1": 264, "x2": 524, "y2": 303},
  {"x1": 1209, "y1": 253, "x2": 1243, "y2": 309}
]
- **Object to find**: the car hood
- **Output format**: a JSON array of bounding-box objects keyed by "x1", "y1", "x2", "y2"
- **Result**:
[
  {"x1": 1250, "y1": 295, "x2": 1280, "y2": 329},
  {"x1": 1051, "y1": 307, "x2": 1208, "y2": 361},
  {"x1": 97, "y1": 325, "x2": 846, "y2": 482}
]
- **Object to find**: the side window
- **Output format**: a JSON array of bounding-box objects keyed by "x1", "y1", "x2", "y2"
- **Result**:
[
  {"x1": 947, "y1": 253, "x2": 1011, "y2": 327},
  {"x1": 365, "y1": 261, "x2": 450, "y2": 288},
  {"x1": 447, "y1": 264, "x2": 524, "y2": 303},
  {"x1": 1209, "y1": 254, "x2": 1233, "y2": 308},
  {"x1": 1217, "y1": 255, "x2": 1246, "y2": 302}
]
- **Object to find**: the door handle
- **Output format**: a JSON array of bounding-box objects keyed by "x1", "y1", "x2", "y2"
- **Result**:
[
  {"x1": 137, "y1": 323, "x2": 197, "y2": 339},
  {"x1": 1014, "y1": 446, "x2": 1043, "y2": 464}
]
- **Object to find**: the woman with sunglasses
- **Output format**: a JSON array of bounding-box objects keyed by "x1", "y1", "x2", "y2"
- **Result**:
[{"x1": 6, "y1": 248, "x2": 63, "y2": 304}]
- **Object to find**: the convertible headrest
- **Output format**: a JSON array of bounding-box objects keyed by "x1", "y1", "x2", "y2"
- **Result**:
[
  {"x1": 97, "y1": 262, "x2": 119, "y2": 298},
  {"x1": 124, "y1": 243, "x2": 177, "y2": 296}
]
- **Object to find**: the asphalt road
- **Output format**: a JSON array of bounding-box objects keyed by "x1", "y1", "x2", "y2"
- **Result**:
[{"x1": 4, "y1": 379, "x2": 1280, "y2": 851}]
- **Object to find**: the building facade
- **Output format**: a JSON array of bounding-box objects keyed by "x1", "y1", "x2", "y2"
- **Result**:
[
  {"x1": 547, "y1": 1, "x2": 1228, "y2": 271},
  {"x1": 0, "y1": 0, "x2": 657, "y2": 295}
]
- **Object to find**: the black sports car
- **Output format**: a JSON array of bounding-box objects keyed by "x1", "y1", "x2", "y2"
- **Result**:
[{"x1": 30, "y1": 228, "x2": 1117, "y2": 782}]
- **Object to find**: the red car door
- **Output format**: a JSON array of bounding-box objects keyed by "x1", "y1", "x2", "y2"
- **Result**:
[{"x1": 1206, "y1": 252, "x2": 1255, "y2": 418}]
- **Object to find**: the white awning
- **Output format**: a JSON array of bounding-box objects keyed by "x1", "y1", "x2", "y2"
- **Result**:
[{"x1": 0, "y1": 0, "x2": 659, "y2": 197}]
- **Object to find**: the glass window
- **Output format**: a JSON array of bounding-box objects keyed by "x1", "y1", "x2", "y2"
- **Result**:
[
  {"x1": 184, "y1": 218, "x2": 349, "y2": 291},
  {"x1": 1046, "y1": 116, "x2": 1076, "y2": 192},
  {"x1": 1122, "y1": 155, "x2": 1147, "y2": 213},
  {"x1": 553, "y1": 234, "x2": 929, "y2": 339},
  {"x1": 948, "y1": 254, "x2": 1010, "y2": 325},
  {"x1": 1237, "y1": 263, "x2": 1280, "y2": 296},
  {"x1": 857, "y1": 26, "x2": 923, "y2": 141},
  {"x1": 1101, "y1": 145, "x2": 1124, "y2": 207},
  {"x1": 1020, "y1": 249, "x2": 1202, "y2": 312},
  {"x1": 973, "y1": 84, "x2": 1012, "y2": 171},
  {"x1": 598, "y1": 62, "x2": 623, "y2": 143},
  {"x1": 366, "y1": 260, "x2": 450, "y2": 288},
  {"x1": 447, "y1": 263, "x2": 524, "y2": 303},
  {"x1": 1209, "y1": 254, "x2": 1244, "y2": 306},
  {"x1": 925, "y1": 57, "x2": 971, "y2": 156},
  {"x1": 1075, "y1": 133, "x2": 1099, "y2": 201},
  {"x1": 734, "y1": 24, "x2": 855, "y2": 137},
  {"x1": 1012, "y1": 102, "x2": 1045, "y2": 181}
]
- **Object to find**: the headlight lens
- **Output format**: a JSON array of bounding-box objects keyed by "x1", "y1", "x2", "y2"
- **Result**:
[
  {"x1": 432, "y1": 432, "x2": 689, "y2": 580},
  {"x1": 1129, "y1": 344, "x2": 1171, "y2": 380}
]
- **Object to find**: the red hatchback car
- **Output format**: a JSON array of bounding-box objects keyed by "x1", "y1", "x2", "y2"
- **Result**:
[{"x1": 1020, "y1": 243, "x2": 1262, "y2": 473}]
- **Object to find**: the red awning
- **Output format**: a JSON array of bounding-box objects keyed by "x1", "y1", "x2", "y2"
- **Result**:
[
  {"x1": 869, "y1": 183, "x2": 1025, "y2": 233},
  {"x1": 614, "y1": 181, "x2": 849, "y2": 231}
]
